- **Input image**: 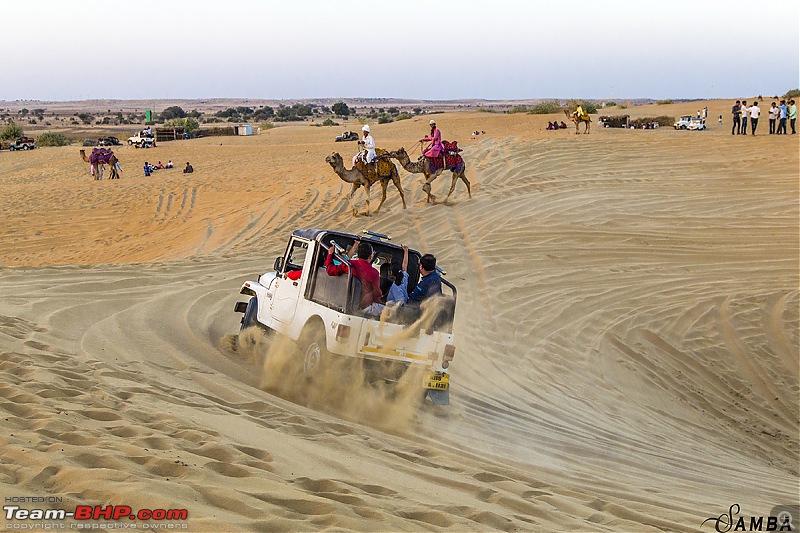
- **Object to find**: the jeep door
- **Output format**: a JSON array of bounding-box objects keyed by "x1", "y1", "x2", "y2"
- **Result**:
[{"x1": 271, "y1": 237, "x2": 310, "y2": 324}]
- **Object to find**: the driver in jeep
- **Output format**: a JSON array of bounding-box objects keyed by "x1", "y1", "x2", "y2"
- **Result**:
[{"x1": 324, "y1": 239, "x2": 385, "y2": 317}]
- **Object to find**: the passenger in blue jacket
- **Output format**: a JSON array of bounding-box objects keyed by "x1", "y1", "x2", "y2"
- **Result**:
[{"x1": 407, "y1": 253, "x2": 442, "y2": 304}]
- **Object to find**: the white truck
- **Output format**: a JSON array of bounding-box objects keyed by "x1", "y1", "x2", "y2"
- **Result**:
[{"x1": 234, "y1": 229, "x2": 457, "y2": 404}]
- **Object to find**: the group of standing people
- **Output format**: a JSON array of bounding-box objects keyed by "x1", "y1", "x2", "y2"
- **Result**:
[{"x1": 731, "y1": 99, "x2": 796, "y2": 135}]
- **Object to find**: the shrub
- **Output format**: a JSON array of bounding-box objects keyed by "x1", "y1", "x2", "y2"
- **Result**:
[
  {"x1": 619, "y1": 104, "x2": 627, "y2": 109},
  {"x1": 0, "y1": 121, "x2": 23, "y2": 140},
  {"x1": 605, "y1": 101, "x2": 617, "y2": 107},
  {"x1": 332, "y1": 102, "x2": 351, "y2": 116},
  {"x1": 37, "y1": 132, "x2": 70, "y2": 147},
  {"x1": 529, "y1": 101, "x2": 562, "y2": 114},
  {"x1": 260, "y1": 122, "x2": 275, "y2": 130},
  {"x1": 378, "y1": 115, "x2": 393, "y2": 124},
  {"x1": 321, "y1": 118, "x2": 339, "y2": 126},
  {"x1": 395, "y1": 113, "x2": 412, "y2": 121},
  {"x1": 657, "y1": 99, "x2": 673, "y2": 105},
  {"x1": 507, "y1": 106, "x2": 528, "y2": 114},
  {"x1": 160, "y1": 106, "x2": 186, "y2": 120},
  {"x1": 784, "y1": 88, "x2": 800, "y2": 99}
]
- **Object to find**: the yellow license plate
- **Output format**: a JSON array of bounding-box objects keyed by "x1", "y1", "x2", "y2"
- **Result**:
[{"x1": 423, "y1": 372, "x2": 449, "y2": 390}]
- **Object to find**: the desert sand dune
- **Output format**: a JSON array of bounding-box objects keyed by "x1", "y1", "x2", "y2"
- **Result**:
[{"x1": 0, "y1": 105, "x2": 797, "y2": 531}]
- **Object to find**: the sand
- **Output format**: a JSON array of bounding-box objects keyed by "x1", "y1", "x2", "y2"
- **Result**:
[{"x1": 0, "y1": 100, "x2": 798, "y2": 532}]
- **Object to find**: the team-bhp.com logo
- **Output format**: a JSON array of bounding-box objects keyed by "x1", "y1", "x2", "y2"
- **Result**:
[
  {"x1": 701, "y1": 504, "x2": 796, "y2": 532},
  {"x1": 4, "y1": 504, "x2": 188, "y2": 524}
]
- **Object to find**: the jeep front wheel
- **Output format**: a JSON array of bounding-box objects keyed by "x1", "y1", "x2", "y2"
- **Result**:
[{"x1": 240, "y1": 297, "x2": 259, "y2": 333}]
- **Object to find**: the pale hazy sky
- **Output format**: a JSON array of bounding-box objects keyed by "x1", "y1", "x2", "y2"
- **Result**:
[{"x1": 3, "y1": 0, "x2": 798, "y2": 101}]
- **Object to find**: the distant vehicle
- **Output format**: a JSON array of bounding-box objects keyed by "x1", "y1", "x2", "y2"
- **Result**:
[
  {"x1": 687, "y1": 118, "x2": 706, "y2": 131},
  {"x1": 8, "y1": 136, "x2": 36, "y2": 151},
  {"x1": 128, "y1": 132, "x2": 155, "y2": 146},
  {"x1": 673, "y1": 116, "x2": 693, "y2": 129},
  {"x1": 98, "y1": 136, "x2": 122, "y2": 146},
  {"x1": 335, "y1": 131, "x2": 359, "y2": 142}
]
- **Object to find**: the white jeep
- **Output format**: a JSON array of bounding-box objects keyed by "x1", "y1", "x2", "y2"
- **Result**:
[
  {"x1": 234, "y1": 229, "x2": 457, "y2": 404},
  {"x1": 127, "y1": 132, "x2": 155, "y2": 146}
]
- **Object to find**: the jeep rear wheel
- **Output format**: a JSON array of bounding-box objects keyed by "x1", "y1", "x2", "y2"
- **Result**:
[{"x1": 299, "y1": 325, "x2": 328, "y2": 375}]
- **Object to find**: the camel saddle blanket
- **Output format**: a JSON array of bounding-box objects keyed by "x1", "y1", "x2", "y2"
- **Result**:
[
  {"x1": 442, "y1": 140, "x2": 462, "y2": 152},
  {"x1": 89, "y1": 148, "x2": 115, "y2": 165},
  {"x1": 425, "y1": 140, "x2": 463, "y2": 172},
  {"x1": 354, "y1": 148, "x2": 395, "y2": 181},
  {"x1": 424, "y1": 152, "x2": 463, "y2": 173}
]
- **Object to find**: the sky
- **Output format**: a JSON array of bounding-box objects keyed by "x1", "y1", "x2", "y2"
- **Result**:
[{"x1": 2, "y1": 0, "x2": 798, "y2": 101}]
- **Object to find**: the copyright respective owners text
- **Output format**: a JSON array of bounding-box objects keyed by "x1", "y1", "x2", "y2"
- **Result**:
[{"x1": 3, "y1": 496, "x2": 190, "y2": 530}]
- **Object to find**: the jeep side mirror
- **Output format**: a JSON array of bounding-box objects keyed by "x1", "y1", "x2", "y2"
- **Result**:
[{"x1": 274, "y1": 257, "x2": 283, "y2": 272}]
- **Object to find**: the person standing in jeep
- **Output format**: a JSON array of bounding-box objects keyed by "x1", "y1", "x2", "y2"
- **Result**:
[{"x1": 325, "y1": 239, "x2": 384, "y2": 316}]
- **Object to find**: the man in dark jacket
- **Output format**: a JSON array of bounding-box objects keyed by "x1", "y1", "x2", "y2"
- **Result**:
[{"x1": 407, "y1": 254, "x2": 442, "y2": 304}]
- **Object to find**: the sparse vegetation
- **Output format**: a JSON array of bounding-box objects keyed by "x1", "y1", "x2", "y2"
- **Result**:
[
  {"x1": 395, "y1": 113, "x2": 412, "y2": 121},
  {"x1": 529, "y1": 101, "x2": 562, "y2": 114},
  {"x1": 332, "y1": 102, "x2": 351, "y2": 117},
  {"x1": 507, "y1": 106, "x2": 528, "y2": 114},
  {"x1": 36, "y1": 132, "x2": 71, "y2": 147},
  {"x1": 321, "y1": 118, "x2": 339, "y2": 127},
  {"x1": 605, "y1": 102, "x2": 617, "y2": 107},
  {"x1": 784, "y1": 88, "x2": 800, "y2": 99},
  {"x1": 160, "y1": 106, "x2": 187, "y2": 120},
  {"x1": 657, "y1": 99, "x2": 673, "y2": 105},
  {"x1": 0, "y1": 121, "x2": 24, "y2": 140}
]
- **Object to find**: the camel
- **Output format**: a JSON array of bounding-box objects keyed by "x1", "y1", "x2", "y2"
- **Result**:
[
  {"x1": 389, "y1": 147, "x2": 471, "y2": 204},
  {"x1": 325, "y1": 152, "x2": 406, "y2": 216},
  {"x1": 80, "y1": 148, "x2": 121, "y2": 180},
  {"x1": 565, "y1": 109, "x2": 591, "y2": 134}
]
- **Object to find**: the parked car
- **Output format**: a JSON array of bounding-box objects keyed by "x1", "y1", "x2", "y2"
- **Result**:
[
  {"x1": 687, "y1": 118, "x2": 706, "y2": 130},
  {"x1": 673, "y1": 116, "x2": 693, "y2": 129},
  {"x1": 234, "y1": 229, "x2": 458, "y2": 405},
  {"x1": 8, "y1": 136, "x2": 36, "y2": 151},
  {"x1": 98, "y1": 136, "x2": 122, "y2": 146},
  {"x1": 335, "y1": 131, "x2": 359, "y2": 142}
]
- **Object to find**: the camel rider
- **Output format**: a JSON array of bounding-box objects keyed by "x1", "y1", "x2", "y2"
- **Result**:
[
  {"x1": 420, "y1": 119, "x2": 443, "y2": 159},
  {"x1": 354, "y1": 124, "x2": 376, "y2": 168},
  {"x1": 574, "y1": 105, "x2": 586, "y2": 120}
]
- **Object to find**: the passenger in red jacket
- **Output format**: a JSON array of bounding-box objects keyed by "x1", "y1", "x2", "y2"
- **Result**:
[{"x1": 325, "y1": 239, "x2": 384, "y2": 316}]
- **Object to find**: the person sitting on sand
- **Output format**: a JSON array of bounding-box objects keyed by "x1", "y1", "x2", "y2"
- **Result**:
[
  {"x1": 559, "y1": 121, "x2": 568, "y2": 129},
  {"x1": 156, "y1": 161, "x2": 164, "y2": 169},
  {"x1": 183, "y1": 162, "x2": 193, "y2": 174},
  {"x1": 546, "y1": 121, "x2": 554, "y2": 130},
  {"x1": 166, "y1": 160, "x2": 174, "y2": 168}
]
